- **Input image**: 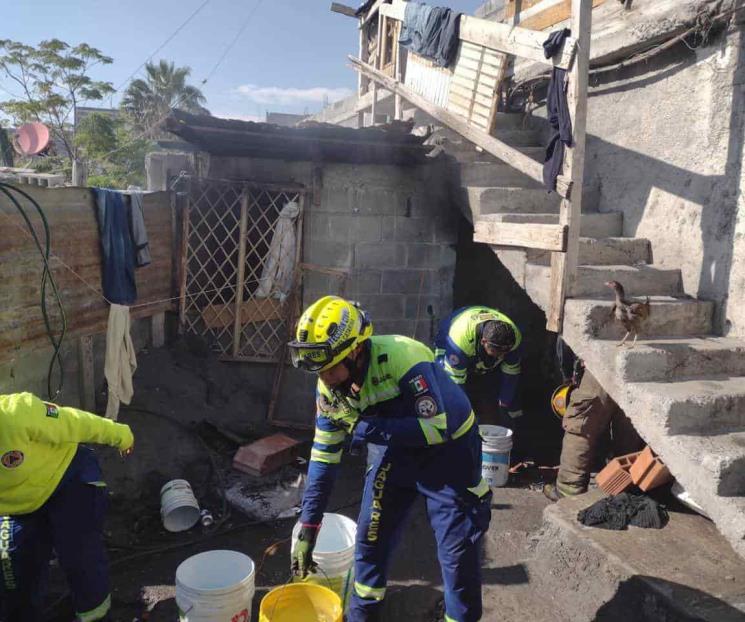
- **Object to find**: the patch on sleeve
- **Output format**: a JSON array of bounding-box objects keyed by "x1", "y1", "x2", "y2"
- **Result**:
[
  {"x1": 44, "y1": 403, "x2": 59, "y2": 419},
  {"x1": 415, "y1": 396, "x2": 438, "y2": 418},
  {"x1": 1, "y1": 450, "x2": 24, "y2": 469},
  {"x1": 448, "y1": 353, "x2": 460, "y2": 366},
  {"x1": 408, "y1": 374, "x2": 429, "y2": 395}
]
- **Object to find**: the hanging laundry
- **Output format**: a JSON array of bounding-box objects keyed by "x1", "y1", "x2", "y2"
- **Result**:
[
  {"x1": 128, "y1": 189, "x2": 151, "y2": 268},
  {"x1": 255, "y1": 201, "x2": 300, "y2": 303},
  {"x1": 399, "y1": 2, "x2": 462, "y2": 68},
  {"x1": 542, "y1": 29, "x2": 573, "y2": 192},
  {"x1": 104, "y1": 304, "x2": 137, "y2": 421},
  {"x1": 94, "y1": 188, "x2": 137, "y2": 305}
]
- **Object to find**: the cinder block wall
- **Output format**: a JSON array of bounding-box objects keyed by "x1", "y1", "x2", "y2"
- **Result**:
[{"x1": 205, "y1": 156, "x2": 459, "y2": 426}]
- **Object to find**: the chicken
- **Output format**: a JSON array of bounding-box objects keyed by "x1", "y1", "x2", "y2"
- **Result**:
[{"x1": 605, "y1": 280, "x2": 651, "y2": 348}]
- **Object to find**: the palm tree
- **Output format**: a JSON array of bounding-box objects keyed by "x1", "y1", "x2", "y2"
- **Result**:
[{"x1": 121, "y1": 60, "x2": 209, "y2": 136}]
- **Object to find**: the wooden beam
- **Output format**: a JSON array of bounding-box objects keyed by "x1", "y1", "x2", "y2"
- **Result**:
[
  {"x1": 151, "y1": 312, "x2": 165, "y2": 348},
  {"x1": 78, "y1": 335, "x2": 95, "y2": 412},
  {"x1": 547, "y1": 0, "x2": 592, "y2": 332},
  {"x1": 519, "y1": 0, "x2": 606, "y2": 32},
  {"x1": 232, "y1": 191, "x2": 249, "y2": 357},
  {"x1": 330, "y1": 2, "x2": 357, "y2": 17},
  {"x1": 379, "y1": 0, "x2": 576, "y2": 68},
  {"x1": 473, "y1": 221, "x2": 567, "y2": 251},
  {"x1": 360, "y1": 0, "x2": 387, "y2": 27},
  {"x1": 349, "y1": 56, "x2": 572, "y2": 198}
]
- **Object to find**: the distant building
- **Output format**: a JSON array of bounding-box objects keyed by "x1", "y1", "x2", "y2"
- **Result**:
[{"x1": 265, "y1": 112, "x2": 309, "y2": 128}]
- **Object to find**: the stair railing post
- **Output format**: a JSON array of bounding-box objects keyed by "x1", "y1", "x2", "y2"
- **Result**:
[{"x1": 547, "y1": 0, "x2": 592, "y2": 332}]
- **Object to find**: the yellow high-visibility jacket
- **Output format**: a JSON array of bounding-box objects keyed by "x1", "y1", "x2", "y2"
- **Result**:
[{"x1": 0, "y1": 392, "x2": 134, "y2": 515}]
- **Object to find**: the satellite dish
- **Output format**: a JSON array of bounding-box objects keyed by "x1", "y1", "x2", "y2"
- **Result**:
[{"x1": 13, "y1": 122, "x2": 50, "y2": 156}]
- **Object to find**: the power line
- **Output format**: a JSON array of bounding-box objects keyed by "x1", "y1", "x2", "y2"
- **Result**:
[
  {"x1": 201, "y1": 0, "x2": 264, "y2": 85},
  {"x1": 113, "y1": 0, "x2": 212, "y2": 96}
]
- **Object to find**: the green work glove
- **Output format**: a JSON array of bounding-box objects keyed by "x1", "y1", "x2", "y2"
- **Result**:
[{"x1": 292, "y1": 524, "x2": 320, "y2": 579}]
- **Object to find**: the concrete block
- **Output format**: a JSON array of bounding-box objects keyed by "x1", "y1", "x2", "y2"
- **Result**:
[
  {"x1": 232, "y1": 433, "x2": 303, "y2": 476},
  {"x1": 310, "y1": 213, "x2": 383, "y2": 243},
  {"x1": 356, "y1": 188, "x2": 399, "y2": 216},
  {"x1": 372, "y1": 319, "x2": 418, "y2": 337},
  {"x1": 407, "y1": 244, "x2": 445, "y2": 269},
  {"x1": 305, "y1": 241, "x2": 354, "y2": 268},
  {"x1": 395, "y1": 217, "x2": 436, "y2": 243},
  {"x1": 404, "y1": 295, "x2": 442, "y2": 321},
  {"x1": 381, "y1": 270, "x2": 434, "y2": 295},
  {"x1": 321, "y1": 186, "x2": 352, "y2": 213},
  {"x1": 346, "y1": 270, "x2": 382, "y2": 296},
  {"x1": 358, "y1": 294, "x2": 406, "y2": 321},
  {"x1": 355, "y1": 242, "x2": 407, "y2": 268},
  {"x1": 457, "y1": 162, "x2": 543, "y2": 188}
]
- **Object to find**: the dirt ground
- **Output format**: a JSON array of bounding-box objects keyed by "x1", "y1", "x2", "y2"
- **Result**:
[{"x1": 44, "y1": 341, "x2": 561, "y2": 622}]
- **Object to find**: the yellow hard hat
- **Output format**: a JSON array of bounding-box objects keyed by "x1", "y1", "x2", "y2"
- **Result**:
[
  {"x1": 288, "y1": 296, "x2": 373, "y2": 372},
  {"x1": 551, "y1": 382, "x2": 574, "y2": 418}
]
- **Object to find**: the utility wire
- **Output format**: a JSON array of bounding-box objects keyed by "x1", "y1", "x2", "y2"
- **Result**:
[{"x1": 112, "y1": 0, "x2": 212, "y2": 97}]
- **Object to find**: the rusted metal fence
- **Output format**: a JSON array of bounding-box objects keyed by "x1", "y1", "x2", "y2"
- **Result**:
[{"x1": 179, "y1": 177, "x2": 306, "y2": 362}]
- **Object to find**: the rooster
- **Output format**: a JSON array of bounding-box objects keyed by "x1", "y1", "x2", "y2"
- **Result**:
[{"x1": 605, "y1": 280, "x2": 651, "y2": 348}]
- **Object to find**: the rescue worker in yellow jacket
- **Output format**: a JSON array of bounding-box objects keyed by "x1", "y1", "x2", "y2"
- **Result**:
[{"x1": 0, "y1": 392, "x2": 134, "y2": 622}]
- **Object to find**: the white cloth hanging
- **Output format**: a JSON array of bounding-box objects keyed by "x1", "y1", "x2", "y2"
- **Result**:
[
  {"x1": 104, "y1": 304, "x2": 137, "y2": 421},
  {"x1": 255, "y1": 201, "x2": 300, "y2": 302}
]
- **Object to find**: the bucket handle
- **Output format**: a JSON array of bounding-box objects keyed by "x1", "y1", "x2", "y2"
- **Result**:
[{"x1": 179, "y1": 597, "x2": 194, "y2": 616}]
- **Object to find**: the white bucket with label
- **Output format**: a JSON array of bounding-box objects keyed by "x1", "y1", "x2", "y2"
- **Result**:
[
  {"x1": 291, "y1": 513, "x2": 356, "y2": 607},
  {"x1": 480, "y1": 425, "x2": 513, "y2": 488},
  {"x1": 161, "y1": 479, "x2": 201, "y2": 532},
  {"x1": 176, "y1": 550, "x2": 255, "y2": 622}
]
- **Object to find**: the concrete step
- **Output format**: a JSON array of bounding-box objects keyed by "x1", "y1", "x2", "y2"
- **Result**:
[
  {"x1": 530, "y1": 237, "x2": 652, "y2": 266},
  {"x1": 563, "y1": 297, "x2": 715, "y2": 342},
  {"x1": 531, "y1": 489, "x2": 745, "y2": 621},
  {"x1": 403, "y1": 107, "x2": 528, "y2": 129},
  {"x1": 459, "y1": 186, "x2": 561, "y2": 217},
  {"x1": 456, "y1": 161, "x2": 543, "y2": 187},
  {"x1": 448, "y1": 145, "x2": 544, "y2": 164},
  {"x1": 615, "y1": 336, "x2": 745, "y2": 382},
  {"x1": 630, "y1": 376, "x2": 745, "y2": 436},
  {"x1": 478, "y1": 211, "x2": 623, "y2": 237},
  {"x1": 430, "y1": 126, "x2": 542, "y2": 147},
  {"x1": 526, "y1": 265, "x2": 684, "y2": 310}
]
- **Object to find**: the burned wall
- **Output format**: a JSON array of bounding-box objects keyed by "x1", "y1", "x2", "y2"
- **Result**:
[{"x1": 205, "y1": 155, "x2": 459, "y2": 426}]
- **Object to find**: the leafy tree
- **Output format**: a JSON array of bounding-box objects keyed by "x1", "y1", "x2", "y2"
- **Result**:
[
  {"x1": 76, "y1": 112, "x2": 151, "y2": 189},
  {"x1": 0, "y1": 39, "x2": 114, "y2": 161},
  {"x1": 121, "y1": 60, "x2": 209, "y2": 136}
]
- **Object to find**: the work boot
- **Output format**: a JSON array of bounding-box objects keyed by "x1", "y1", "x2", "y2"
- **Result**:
[{"x1": 542, "y1": 483, "x2": 563, "y2": 502}]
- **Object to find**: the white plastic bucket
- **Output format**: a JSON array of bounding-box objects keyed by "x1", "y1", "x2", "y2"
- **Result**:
[
  {"x1": 480, "y1": 425, "x2": 513, "y2": 488},
  {"x1": 291, "y1": 513, "x2": 356, "y2": 607},
  {"x1": 176, "y1": 550, "x2": 256, "y2": 622},
  {"x1": 161, "y1": 479, "x2": 201, "y2": 533}
]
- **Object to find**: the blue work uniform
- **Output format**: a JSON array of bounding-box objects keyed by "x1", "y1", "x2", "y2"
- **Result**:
[
  {"x1": 300, "y1": 335, "x2": 492, "y2": 622},
  {"x1": 0, "y1": 393, "x2": 133, "y2": 622},
  {"x1": 434, "y1": 306, "x2": 523, "y2": 413}
]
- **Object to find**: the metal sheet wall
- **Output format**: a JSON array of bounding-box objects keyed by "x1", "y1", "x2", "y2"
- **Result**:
[{"x1": 0, "y1": 186, "x2": 174, "y2": 361}]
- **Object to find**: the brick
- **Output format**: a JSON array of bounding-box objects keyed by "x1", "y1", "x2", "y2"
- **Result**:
[
  {"x1": 407, "y1": 244, "x2": 444, "y2": 269},
  {"x1": 358, "y1": 294, "x2": 406, "y2": 321},
  {"x1": 355, "y1": 242, "x2": 407, "y2": 268},
  {"x1": 233, "y1": 433, "x2": 303, "y2": 476},
  {"x1": 321, "y1": 186, "x2": 352, "y2": 213},
  {"x1": 381, "y1": 270, "x2": 433, "y2": 295},
  {"x1": 305, "y1": 241, "x2": 354, "y2": 268},
  {"x1": 395, "y1": 216, "x2": 436, "y2": 243},
  {"x1": 629, "y1": 446, "x2": 673, "y2": 492},
  {"x1": 310, "y1": 213, "x2": 382, "y2": 243},
  {"x1": 596, "y1": 451, "x2": 643, "y2": 495},
  {"x1": 356, "y1": 188, "x2": 399, "y2": 215}
]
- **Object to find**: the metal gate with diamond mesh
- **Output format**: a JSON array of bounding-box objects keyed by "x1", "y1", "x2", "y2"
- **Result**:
[{"x1": 179, "y1": 178, "x2": 306, "y2": 362}]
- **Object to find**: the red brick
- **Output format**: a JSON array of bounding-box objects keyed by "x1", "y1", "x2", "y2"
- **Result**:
[
  {"x1": 630, "y1": 446, "x2": 673, "y2": 492},
  {"x1": 233, "y1": 434, "x2": 303, "y2": 476},
  {"x1": 596, "y1": 450, "x2": 642, "y2": 495}
]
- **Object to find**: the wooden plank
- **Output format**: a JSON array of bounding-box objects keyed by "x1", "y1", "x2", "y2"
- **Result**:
[
  {"x1": 473, "y1": 221, "x2": 568, "y2": 252},
  {"x1": 351, "y1": 56, "x2": 572, "y2": 198},
  {"x1": 380, "y1": 0, "x2": 576, "y2": 68},
  {"x1": 330, "y1": 2, "x2": 357, "y2": 17},
  {"x1": 547, "y1": 0, "x2": 592, "y2": 332},
  {"x1": 77, "y1": 335, "x2": 95, "y2": 412},
  {"x1": 151, "y1": 312, "x2": 165, "y2": 348},
  {"x1": 360, "y1": 0, "x2": 387, "y2": 27},
  {"x1": 232, "y1": 191, "x2": 249, "y2": 356},
  {"x1": 203, "y1": 299, "x2": 285, "y2": 329},
  {"x1": 520, "y1": 0, "x2": 606, "y2": 31},
  {"x1": 178, "y1": 203, "x2": 190, "y2": 333},
  {"x1": 506, "y1": 0, "x2": 544, "y2": 19}
]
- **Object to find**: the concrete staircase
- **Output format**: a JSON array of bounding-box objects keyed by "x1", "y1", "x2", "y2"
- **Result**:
[{"x1": 405, "y1": 105, "x2": 745, "y2": 559}]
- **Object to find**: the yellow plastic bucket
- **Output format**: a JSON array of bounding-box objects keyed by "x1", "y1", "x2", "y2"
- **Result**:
[{"x1": 259, "y1": 583, "x2": 342, "y2": 622}]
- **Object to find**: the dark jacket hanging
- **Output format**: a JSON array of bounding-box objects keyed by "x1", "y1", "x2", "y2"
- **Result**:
[
  {"x1": 399, "y1": 2, "x2": 462, "y2": 68},
  {"x1": 543, "y1": 29, "x2": 573, "y2": 192},
  {"x1": 94, "y1": 188, "x2": 137, "y2": 305}
]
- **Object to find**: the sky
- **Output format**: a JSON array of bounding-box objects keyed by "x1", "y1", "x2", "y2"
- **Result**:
[{"x1": 1, "y1": 0, "x2": 485, "y2": 122}]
